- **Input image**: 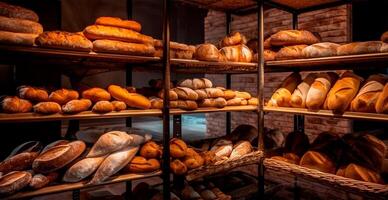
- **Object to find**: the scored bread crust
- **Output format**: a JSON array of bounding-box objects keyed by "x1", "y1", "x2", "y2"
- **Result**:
[
  {"x1": 36, "y1": 31, "x2": 93, "y2": 51},
  {"x1": 270, "y1": 30, "x2": 320, "y2": 46},
  {"x1": 0, "y1": 16, "x2": 42, "y2": 34},
  {"x1": 93, "y1": 39, "x2": 155, "y2": 56},
  {"x1": 95, "y1": 17, "x2": 141, "y2": 32},
  {"x1": 84, "y1": 25, "x2": 153, "y2": 44},
  {"x1": 0, "y1": 2, "x2": 39, "y2": 22}
]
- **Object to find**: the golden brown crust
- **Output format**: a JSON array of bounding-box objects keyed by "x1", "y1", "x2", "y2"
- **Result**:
[
  {"x1": 170, "y1": 159, "x2": 187, "y2": 175},
  {"x1": 0, "y1": 152, "x2": 38, "y2": 174},
  {"x1": 302, "y1": 42, "x2": 340, "y2": 58},
  {"x1": 49, "y1": 89, "x2": 79, "y2": 105},
  {"x1": 182, "y1": 148, "x2": 204, "y2": 169},
  {"x1": 306, "y1": 72, "x2": 338, "y2": 109},
  {"x1": 62, "y1": 99, "x2": 92, "y2": 113},
  {"x1": 235, "y1": 91, "x2": 252, "y2": 100},
  {"x1": 126, "y1": 156, "x2": 160, "y2": 173},
  {"x1": 0, "y1": 171, "x2": 32, "y2": 195},
  {"x1": 0, "y1": 30, "x2": 37, "y2": 46},
  {"x1": 33, "y1": 102, "x2": 61, "y2": 114},
  {"x1": 172, "y1": 87, "x2": 199, "y2": 100},
  {"x1": 36, "y1": 31, "x2": 93, "y2": 51},
  {"x1": 82, "y1": 87, "x2": 111, "y2": 103},
  {"x1": 290, "y1": 73, "x2": 317, "y2": 108},
  {"x1": 95, "y1": 17, "x2": 141, "y2": 32},
  {"x1": 198, "y1": 97, "x2": 227, "y2": 108},
  {"x1": 275, "y1": 45, "x2": 308, "y2": 60},
  {"x1": 18, "y1": 85, "x2": 48, "y2": 102},
  {"x1": 93, "y1": 39, "x2": 155, "y2": 56},
  {"x1": 337, "y1": 41, "x2": 383, "y2": 56},
  {"x1": 220, "y1": 32, "x2": 247, "y2": 47},
  {"x1": 300, "y1": 151, "x2": 336, "y2": 174},
  {"x1": 0, "y1": 16, "x2": 42, "y2": 34},
  {"x1": 1, "y1": 96, "x2": 32, "y2": 113},
  {"x1": 337, "y1": 163, "x2": 383, "y2": 183},
  {"x1": 219, "y1": 44, "x2": 252, "y2": 63},
  {"x1": 111, "y1": 100, "x2": 127, "y2": 111},
  {"x1": 92, "y1": 100, "x2": 114, "y2": 113},
  {"x1": 194, "y1": 43, "x2": 219, "y2": 62},
  {"x1": 375, "y1": 83, "x2": 388, "y2": 113},
  {"x1": 0, "y1": 2, "x2": 39, "y2": 22},
  {"x1": 84, "y1": 25, "x2": 153, "y2": 44},
  {"x1": 268, "y1": 72, "x2": 301, "y2": 107},
  {"x1": 29, "y1": 172, "x2": 58, "y2": 189},
  {"x1": 153, "y1": 39, "x2": 190, "y2": 51},
  {"x1": 108, "y1": 85, "x2": 151, "y2": 109},
  {"x1": 381, "y1": 31, "x2": 388, "y2": 43},
  {"x1": 140, "y1": 141, "x2": 161, "y2": 159},
  {"x1": 270, "y1": 30, "x2": 320, "y2": 46},
  {"x1": 170, "y1": 138, "x2": 188, "y2": 158}
]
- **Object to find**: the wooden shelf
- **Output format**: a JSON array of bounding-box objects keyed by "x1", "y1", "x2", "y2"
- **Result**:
[
  {"x1": 264, "y1": 106, "x2": 388, "y2": 122},
  {"x1": 0, "y1": 106, "x2": 257, "y2": 123},
  {"x1": 6, "y1": 171, "x2": 162, "y2": 200}
]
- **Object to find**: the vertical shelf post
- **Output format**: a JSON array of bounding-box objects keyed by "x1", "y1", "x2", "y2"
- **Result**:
[
  {"x1": 226, "y1": 12, "x2": 232, "y2": 135},
  {"x1": 126, "y1": 0, "x2": 133, "y2": 128}
]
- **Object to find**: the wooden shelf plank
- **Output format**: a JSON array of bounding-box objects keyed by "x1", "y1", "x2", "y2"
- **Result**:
[
  {"x1": 6, "y1": 171, "x2": 162, "y2": 200},
  {"x1": 264, "y1": 106, "x2": 388, "y2": 122},
  {"x1": 0, "y1": 106, "x2": 257, "y2": 123}
]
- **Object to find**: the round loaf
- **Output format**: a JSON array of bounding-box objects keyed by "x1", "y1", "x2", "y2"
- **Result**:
[
  {"x1": 111, "y1": 100, "x2": 127, "y2": 111},
  {"x1": 381, "y1": 31, "x2": 388, "y2": 43},
  {"x1": 18, "y1": 85, "x2": 48, "y2": 102},
  {"x1": 302, "y1": 42, "x2": 340, "y2": 58},
  {"x1": 95, "y1": 17, "x2": 141, "y2": 32},
  {"x1": 194, "y1": 44, "x2": 219, "y2": 62},
  {"x1": 0, "y1": 2, "x2": 39, "y2": 22},
  {"x1": 82, "y1": 88, "x2": 111, "y2": 103},
  {"x1": 1, "y1": 96, "x2": 32, "y2": 113},
  {"x1": 0, "y1": 171, "x2": 32, "y2": 195},
  {"x1": 62, "y1": 99, "x2": 92, "y2": 113},
  {"x1": 170, "y1": 138, "x2": 187, "y2": 158},
  {"x1": 300, "y1": 151, "x2": 335, "y2": 174},
  {"x1": 170, "y1": 159, "x2": 187, "y2": 175},
  {"x1": 126, "y1": 156, "x2": 160, "y2": 173},
  {"x1": 219, "y1": 44, "x2": 252, "y2": 62},
  {"x1": 140, "y1": 141, "x2": 161, "y2": 159},
  {"x1": 92, "y1": 101, "x2": 114, "y2": 113},
  {"x1": 33, "y1": 102, "x2": 61, "y2": 114},
  {"x1": 220, "y1": 32, "x2": 247, "y2": 47},
  {"x1": 49, "y1": 89, "x2": 79, "y2": 105},
  {"x1": 0, "y1": 16, "x2": 42, "y2": 34}
]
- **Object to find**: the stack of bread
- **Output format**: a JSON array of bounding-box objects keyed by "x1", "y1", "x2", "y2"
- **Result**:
[
  {"x1": 267, "y1": 71, "x2": 388, "y2": 114},
  {"x1": 1, "y1": 84, "x2": 151, "y2": 115},
  {"x1": 153, "y1": 39, "x2": 196, "y2": 59},
  {"x1": 149, "y1": 78, "x2": 258, "y2": 110},
  {"x1": 0, "y1": 2, "x2": 43, "y2": 46},
  {"x1": 271, "y1": 131, "x2": 387, "y2": 184}
]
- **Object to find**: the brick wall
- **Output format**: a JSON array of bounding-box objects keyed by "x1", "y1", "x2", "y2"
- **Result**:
[{"x1": 204, "y1": 5, "x2": 352, "y2": 141}]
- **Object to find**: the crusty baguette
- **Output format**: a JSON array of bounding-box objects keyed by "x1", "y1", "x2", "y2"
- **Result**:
[
  {"x1": 49, "y1": 89, "x2": 79, "y2": 105},
  {"x1": 108, "y1": 85, "x2": 151, "y2": 109},
  {"x1": 95, "y1": 17, "x2": 141, "y2": 32},
  {"x1": 18, "y1": 85, "x2": 48, "y2": 102},
  {"x1": 270, "y1": 30, "x2": 320, "y2": 46},
  {"x1": 154, "y1": 39, "x2": 190, "y2": 51},
  {"x1": 0, "y1": 16, "x2": 42, "y2": 34},
  {"x1": 87, "y1": 131, "x2": 132, "y2": 158},
  {"x1": 0, "y1": 2, "x2": 39, "y2": 22},
  {"x1": 0, "y1": 152, "x2": 39, "y2": 174},
  {"x1": 306, "y1": 72, "x2": 338, "y2": 110},
  {"x1": 33, "y1": 102, "x2": 62, "y2": 114},
  {"x1": 92, "y1": 101, "x2": 114, "y2": 113},
  {"x1": 172, "y1": 87, "x2": 199, "y2": 100},
  {"x1": 178, "y1": 78, "x2": 213, "y2": 90},
  {"x1": 198, "y1": 97, "x2": 227, "y2": 108},
  {"x1": 36, "y1": 31, "x2": 93, "y2": 51},
  {"x1": 381, "y1": 31, "x2": 388, "y2": 43},
  {"x1": 93, "y1": 39, "x2": 155, "y2": 56},
  {"x1": 275, "y1": 45, "x2": 308, "y2": 60},
  {"x1": 0, "y1": 30, "x2": 37, "y2": 46},
  {"x1": 337, "y1": 41, "x2": 383, "y2": 56},
  {"x1": 0, "y1": 171, "x2": 32, "y2": 195},
  {"x1": 220, "y1": 32, "x2": 247, "y2": 47},
  {"x1": 62, "y1": 99, "x2": 92, "y2": 113},
  {"x1": 268, "y1": 72, "x2": 301, "y2": 107},
  {"x1": 82, "y1": 87, "x2": 110, "y2": 103},
  {"x1": 252, "y1": 49, "x2": 276, "y2": 62},
  {"x1": 1, "y1": 96, "x2": 32, "y2": 113},
  {"x1": 194, "y1": 43, "x2": 219, "y2": 62},
  {"x1": 324, "y1": 71, "x2": 363, "y2": 112},
  {"x1": 84, "y1": 25, "x2": 153, "y2": 44},
  {"x1": 63, "y1": 156, "x2": 105, "y2": 182},
  {"x1": 302, "y1": 42, "x2": 340, "y2": 58},
  {"x1": 375, "y1": 83, "x2": 388, "y2": 113},
  {"x1": 290, "y1": 73, "x2": 317, "y2": 108}
]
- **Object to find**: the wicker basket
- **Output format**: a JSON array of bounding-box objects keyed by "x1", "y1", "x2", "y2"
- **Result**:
[
  {"x1": 186, "y1": 150, "x2": 263, "y2": 181},
  {"x1": 264, "y1": 158, "x2": 388, "y2": 198}
]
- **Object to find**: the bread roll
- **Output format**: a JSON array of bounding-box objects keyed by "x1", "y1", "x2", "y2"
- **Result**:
[
  {"x1": 126, "y1": 156, "x2": 160, "y2": 173},
  {"x1": 92, "y1": 101, "x2": 114, "y2": 113},
  {"x1": 182, "y1": 148, "x2": 204, "y2": 169},
  {"x1": 140, "y1": 141, "x2": 161, "y2": 159},
  {"x1": 248, "y1": 97, "x2": 258, "y2": 105},
  {"x1": 350, "y1": 74, "x2": 387, "y2": 112},
  {"x1": 302, "y1": 42, "x2": 340, "y2": 58},
  {"x1": 381, "y1": 31, "x2": 388, "y2": 43},
  {"x1": 158, "y1": 89, "x2": 179, "y2": 101},
  {"x1": 89, "y1": 146, "x2": 139, "y2": 185},
  {"x1": 0, "y1": 2, "x2": 39, "y2": 22},
  {"x1": 306, "y1": 72, "x2": 338, "y2": 110},
  {"x1": 95, "y1": 17, "x2": 141, "y2": 32},
  {"x1": 36, "y1": 31, "x2": 93, "y2": 51},
  {"x1": 198, "y1": 97, "x2": 227, "y2": 108},
  {"x1": 223, "y1": 89, "x2": 236, "y2": 99},
  {"x1": 219, "y1": 44, "x2": 252, "y2": 63},
  {"x1": 178, "y1": 78, "x2": 213, "y2": 90},
  {"x1": 300, "y1": 151, "x2": 335, "y2": 173},
  {"x1": 49, "y1": 89, "x2": 79, "y2": 105},
  {"x1": 252, "y1": 49, "x2": 277, "y2": 62},
  {"x1": 235, "y1": 91, "x2": 252, "y2": 100},
  {"x1": 33, "y1": 140, "x2": 86, "y2": 173},
  {"x1": 270, "y1": 30, "x2": 320, "y2": 46},
  {"x1": 194, "y1": 44, "x2": 219, "y2": 62},
  {"x1": 170, "y1": 138, "x2": 187, "y2": 158},
  {"x1": 275, "y1": 45, "x2": 308, "y2": 60},
  {"x1": 0, "y1": 30, "x2": 37, "y2": 46},
  {"x1": 268, "y1": 72, "x2": 301, "y2": 107},
  {"x1": 0, "y1": 16, "x2": 42, "y2": 34},
  {"x1": 230, "y1": 141, "x2": 252, "y2": 160},
  {"x1": 108, "y1": 85, "x2": 151, "y2": 109},
  {"x1": 93, "y1": 39, "x2": 155, "y2": 56},
  {"x1": 0, "y1": 152, "x2": 38, "y2": 174},
  {"x1": 172, "y1": 87, "x2": 198, "y2": 100},
  {"x1": 324, "y1": 71, "x2": 363, "y2": 112},
  {"x1": 87, "y1": 131, "x2": 132, "y2": 158},
  {"x1": 226, "y1": 98, "x2": 243, "y2": 106},
  {"x1": 82, "y1": 88, "x2": 111, "y2": 103},
  {"x1": 337, "y1": 163, "x2": 383, "y2": 183},
  {"x1": 220, "y1": 32, "x2": 247, "y2": 47},
  {"x1": 0, "y1": 171, "x2": 32, "y2": 195},
  {"x1": 29, "y1": 172, "x2": 58, "y2": 189},
  {"x1": 33, "y1": 102, "x2": 61, "y2": 114},
  {"x1": 18, "y1": 85, "x2": 48, "y2": 102},
  {"x1": 111, "y1": 100, "x2": 127, "y2": 111},
  {"x1": 174, "y1": 100, "x2": 198, "y2": 110},
  {"x1": 170, "y1": 159, "x2": 187, "y2": 175},
  {"x1": 290, "y1": 73, "x2": 317, "y2": 108},
  {"x1": 84, "y1": 25, "x2": 153, "y2": 44},
  {"x1": 63, "y1": 156, "x2": 105, "y2": 182},
  {"x1": 211, "y1": 139, "x2": 233, "y2": 158},
  {"x1": 375, "y1": 83, "x2": 388, "y2": 113},
  {"x1": 337, "y1": 41, "x2": 383, "y2": 56},
  {"x1": 1, "y1": 96, "x2": 32, "y2": 113},
  {"x1": 62, "y1": 99, "x2": 92, "y2": 113}
]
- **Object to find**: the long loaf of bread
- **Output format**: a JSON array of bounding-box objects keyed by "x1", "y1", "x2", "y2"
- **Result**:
[
  {"x1": 0, "y1": 2, "x2": 39, "y2": 22},
  {"x1": 268, "y1": 72, "x2": 301, "y2": 107},
  {"x1": 95, "y1": 17, "x2": 141, "y2": 32},
  {"x1": 0, "y1": 30, "x2": 37, "y2": 46},
  {"x1": 290, "y1": 73, "x2": 317, "y2": 108},
  {"x1": 0, "y1": 16, "x2": 42, "y2": 34},
  {"x1": 375, "y1": 83, "x2": 388, "y2": 113},
  {"x1": 306, "y1": 72, "x2": 338, "y2": 110},
  {"x1": 36, "y1": 31, "x2": 93, "y2": 51},
  {"x1": 84, "y1": 25, "x2": 153, "y2": 44},
  {"x1": 108, "y1": 85, "x2": 151, "y2": 109},
  {"x1": 93, "y1": 39, "x2": 155, "y2": 56},
  {"x1": 270, "y1": 30, "x2": 320, "y2": 46}
]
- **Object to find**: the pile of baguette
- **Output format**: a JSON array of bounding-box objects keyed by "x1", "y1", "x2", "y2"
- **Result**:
[
  {"x1": 268, "y1": 71, "x2": 388, "y2": 114},
  {"x1": 0, "y1": 130, "x2": 161, "y2": 195},
  {"x1": 271, "y1": 131, "x2": 387, "y2": 184}
]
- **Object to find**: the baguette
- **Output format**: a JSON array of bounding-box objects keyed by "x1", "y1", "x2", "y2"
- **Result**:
[
  {"x1": 0, "y1": 30, "x2": 37, "y2": 46},
  {"x1": 381, "y1": 42, "x2": 388, "y2": 53},
  {"x1": 375, "y1": 83, "x2": 388, "y2": 113},
  {"x1": 178, "y1": 78, "x2": 213, "y2": 90},
  {"x1": 87, "y1": 131, "x2": 132, "y2": 158},
  {"x1": 92, "y1": 101, "x2": 114, "y2": 113},
  {"x1": 173, "y1": 100, "x2": 198, "y2": 110},
  {"x1": 82, "y1": 87, "x2": 111, "y2": 103},
  {"x1": 324, "y1": 71, "x2": 363, "y2": 112},
  {"x1": 63, "y1": 156, "x2": 106, "y2": 182},
  {"x1": 275, "y1": 45, "x2": 308, "y2": 60},
  {"x1": 0, "y1": 2, "x2": 39, "y2": 22},
  {"x1": 33, "y1": 102, "x2": 61, "y2": 114},
  {"x1": 198, "y1": 97, "x2": 227, "y2": 108},
  {"x1": 0, "y1": 16, "x2": 42, "y2": 34},
  {"x1": 49, "y1": 89, "x2": 79, "y2": 105},
  {"x1": 1, "y1": 96, "x2": 32, "y2": 113},
  {"x1": 172, "y1": 87, "x2": 199, "y2": 100},
  {"x1": 337, "y1": 41, "x2": 383, "y2": 56},
  {"x1": 194, "y1": 43, "x2": 219, "y2": 62},
  {"x1": 220, "y1": 32, "x2": 247, "y2": 47},
  {"x1": 268, "y1": 72, "x2": 301, "y2": 107},
  {"x1": 290, "y1": 73, "x2": 317, "y2": 108},
  {"x1": 62, "y1": 99, "x2": 92, "y2": 113},
  {"x1": 195, "y1": 89, "x2": 208, "y2": 100},
  {"x1": 0, "y1": 152, "x2": 39, "y2": 174},
  {"x1": 108, "y1": 85, "x2": 151, "y2": 109},
  {"x1": 154, "y1": 39, "x2": 190, "y2": 51},
  {"x1": 29, "y1": 172, "x2": 58, "y2": 189},
  {"x1": 204, "y1": 88, "x2": 224, "y2": 98},
  {"x1": 93, "y1": 39, "x2": 155, "y2": 56},
  {"x1": 306, "y1": 72, "x2": 338, "y2": 110},
  {"x1": 381, "y1": 31, "x2": 388, "y2": 43},
  {"x1": 157, "y1": 89, "x2": 179, "y2": 101},
  {"x1": 0, "y1": 171, "x2": 32, "y2": 195},
  {"x1": 36, "y1": 31, "x2": 93, "y2": 51},
  {"x1": 270, "y1": 30, "x2": 320, "y2": 46},
  {"x1": 95, "y1": 17, "x2": 141, "y2": 32},
  {"x1": 84, "y1": 25, "x2": 153, "y2": 44},
  {"x1": 18, "y1": 85, "x2": 49, "y2": 102},
  {"x1": 302, "y1": 42, "x2": 340, "y2": 58},
  {"x1": 111, "y1": 100, "x2": 127, "y2": 111}
]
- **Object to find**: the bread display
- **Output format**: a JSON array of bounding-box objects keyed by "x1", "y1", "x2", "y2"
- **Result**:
[
  {"x1": 92, "y1": 100, "x2": 114, "y2": 113},
  {"x1": 337, "y1": 41, "x2": 383, "y2": 56},
  {"x1": 125, "y1": 156, "x2": 160, "y2": 173},
  {"x1": 0, "y1": 30, "x2": 38, "y2": 46},
  {"x1": 194, "y1": 44, "x2": 219, "y2": 62},
  {"x1": 0, "y1": 16, "x2": 42, "y2": 34},
  {"x1": 0, "y1": 152, "x2": 38, "y2": 174},
  {"x1": 219, "y1": 44, "x2": 253, "y2": 63},
  {"x1": 63, "y1": 156, "x2": 106, "y2": 182},
  {"x1": 18, "y1": 85, "x2": 48, "y2": 102},
  {"x1": 36, "y1": 31, "x2": 93, "y2": 51},
  {"x1": 87, "y1": 131, "x2": 132, "y2": 157},
  {"x1": 29, "y1": 172, "x2": 58, "y2": 189},
  {"x1": 268, "y1": 72, "x2": 301, "y2": 107},
  {"x1": 95, "y1": 17, "x2": 141, "y2": 32},
  {"x1": 170, "y1": 159, "x2": 187, "y2": 175},
  {"x1": 306, "y1": 72, "x2": 338, "y2": 109},
  {"x1": 1, "y1": 96, "x2": 32, "y2": 113},
  {"x1": 157, "y1": 89, "x2": 179, "y2": 101},
  {"x1": 337, "y1": 163, "x2": 383, "y2": 183},
  {"x1": 49, "y1": 89, "x2": 79, "y2": 105},
  {"x1": 178, "y1": 78, "x2": 213, "y2": 90},
  {"x1": 0, "y1": 2, "x2": 39, "y2": 22},
  {"x1": 302, "y1": 42, "x2": 340, "y2": 58},
  {"x1": 62, "y1": 99, "x2": 92, "y2": 113},
  {"x1": 381, "y1": 31, "x2": 388, "y2": 43},
  {"x1": 108, "y1": 85, "x2": 151, "y2": 109},
  {"x1": 375, "y1": 83, "x2": 388, "y2": 113},
  {"x1": 324, "y1": 71, "x2": 363, "y2": 112},
  {"x1": 93, "y1": 39, "x2": 155, "y2": 56},
  {"x1": 84, "y1": 25, "x2": 153, "y2": 44},
  {"x1": 220, "y1": 32, "x2": 247, "y2": 47},
  {"x1": 198, "y1": 97, "x2": 227, "y2": 108},
  {"x1": 33, "y1": 102, "x2": 61, "y2": 114},
  {"x1": 140, "y1": 141, "x2": 161, "y2": 159},
  {"x1": 270, "y1": 30, "x2": 320, "y2": 46},
  {"x1": 275, "y1": 45, "x2": 308, "y2": 60},
  {"x1": 0, "y1": 171, "x2": 32, "y2": 195},
  {"x1": 300, "y1": 151, "x2": 336, "y2": 174},
  {"x1": 290, "y1": 73, "x2": 317, "y2": 108},
  {"x1": 111, "y1": 100, "x2": 127, "y2": 111},
  {"x1": 170, "y1": 138, "x2": 188, "y2": 158}
]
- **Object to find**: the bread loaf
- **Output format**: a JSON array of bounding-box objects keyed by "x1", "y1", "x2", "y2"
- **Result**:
[
  {"x1": 381, "y1": 31, "x2": 388, "y2": 43},
  {"x1": 178, "y1": 78, "x2": 213, "y2": 90},
  {"x1": 306, "y1": 72, "x2": 338, "y2": 110},
  {"x1": 302, "y1": 42, "x2": 340, "y2": 58},
  {"x1": 140, "y1": 141, "x2": 161, "y2": 159},
  {"x1": 290, "y1": 73, "x2": 317, "y2": 108},
  {"x1": 111, "y1": 100, "x2": 127, "y2": 111},
  {"x1": 235, "y1": 91, "x2": 251, "y2": 100},
  {"x1": 226, "y1": 98, "x2": 243, "y2": 106},
  {"x1": 63, "y1": 156, "x2": 105, "y2": 182},
  {"x1": 219, "y1": 44, "x2": 252, "y2": 63},
  {"x1": 82, "y1": 87, "x2": 111, "y2": 103},
  {"x1": 194, "y1": 44, "x2": 219, "y2": 62},
  {"x1": 275, "y1": 45, "x2": 308, "y2": 60},
  {"x1": 29, "y1": 172, "x2": 58, "y2": 189},
  {"x1": 153, "y1": 39, "x2": 190, "y2": 51},
  {"x1": 172, "y1": 87, "x2": 199, "y2": 100},
  {"x1": 204, "y1": 88, "x2": 224, "y2": 98},
  {"x1": 210, "y1": 139, "x2": 233, "y2": 158},
  {"x1": 170, "y1": 138, "x2": 187, "y2": 158},
  {"x1": 337, "y1": 163, "x2": 383, "y2": 183},
  {"x1": 350, "y1": 74, "x2": 387, "y2": 112},
  {"x1": 324, "y1": 71, "x2": 363, "y2": 112},
  {"x1": 93, "y1": 39, "x2": 155, "y2": 56},
  {"x1": 381, "y1": 42, "x2": 388, "y2": 53},
  {"x1": 0, "y1": 30, "x2": 37, "y2": 46},
  {"x1": 62, "y1": 99, "x2": 92, "y2": 113},
  {"x1": 337, "y1": 41, "x2": 383, "y2": 56},
  {"x1": 182, "y1": 148, "x2": 204, "y2": 169},
  {"x1": 0, "y1": 171, "x2": 32, "y2": 195},
  {"x1": 0, "y1": 152, "x2": 38, "y2": 174},
  {"x1": 89, "y1": 146, "x2": 139, "y2": 184},
  {"x1": 252, "y1": 49, "x2": 276, "y2": 62},
  {"x1": 270, "y1": 30, "x2": 320, "y2": 46},
  {"x1": 36, "y1": 31, "x2": 93, "y2": 51},
  {"x1": 33, "y1": 140, "x2": 86, "y2": 173},
  {"x1": 126, "y1": 156, "x2": 160, "y2": 173},
  {"x1": 87, "y1": 131, "x2": 132, "y2": 158},
  {"x1": 170, "y1": 159, "x2": 187, "y2": 175},
  {"x1": 248, "y1": 97, "x2": 258, "y2": 105},
  {"x1": 41, "y1": 140, "x2": 69, "y2": 154},
  {"x1": 49, "y1": 89, "x2": 79, "y2": 105},
  {"x1": 284, "y1": 131, "x2": 310, "y2": 157},
  {"x1": 230, "y1": 141, "x2": 252, "y2": 160},
  {"x1": 0, "y1": 16, "x2": 42, "y2": 34},
  {"x1": 268, "y1": 72, "x2": 301, "y2": 107},
  {"x1": 375, "y1": 83, "x2": 388, "y2": 113},
  {"x1": 0, "y1": 2, "x2": 39, "y2": 22},
  {"x1": 198, "y1": 97, "x2": 227, "y2": 108},
  {"x1": 223, "y1": 89, "x2": 236, "y2": 99},
  {"x1": 300, "y1": 151, "x2": 336, "y2": 173},
  {"x1": 108, "y1": 85, "x2": 151, "y2": 109},
  {"x1": 1, "y1": 96, "x2": 32, "y2": 113},
  {"x1": 84, "y1": 25, "x2": 153, "y2": 44},
  {"x1": 195, "y1": 89, "x2": 208, "y2": 100},
  {"x1": 220, "y1": 32, "x2": 246, "y2": 47},
  {"x1": 158, "y1": 89, "x2": 179, "y2": 101},
  {"x1": 18, "y1": 85, "x2": 48, "y2": 102},
  {"x1": 174, "y1": 100, "x2": 198, "y2": 110},
  {"x1": 33, "y1": 102, "x2": 61, "y2": 114},
  {"x1": 92, "y1": 101, "x2": 114, "y2": 113},
  {"x1": 95, "y1": 17, "x2": 141, "y2": 32}
]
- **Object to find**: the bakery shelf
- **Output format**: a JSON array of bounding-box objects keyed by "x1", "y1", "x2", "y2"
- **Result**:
[
  {"x1": 265, "y1": 53, "x2": 388, "y2": 72},
  {"x1": 0, "y1": 106, "x2": 257, "y2": 123},
  {"x1": 264, "y1": 106, "x2": 388, "y2": 122},
  {"x1": 175, "y1": 0, "x2": 256, "y2": 13},
  {"x1": 6, "y1": 170, "x2": 162, "y2": 200}
]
